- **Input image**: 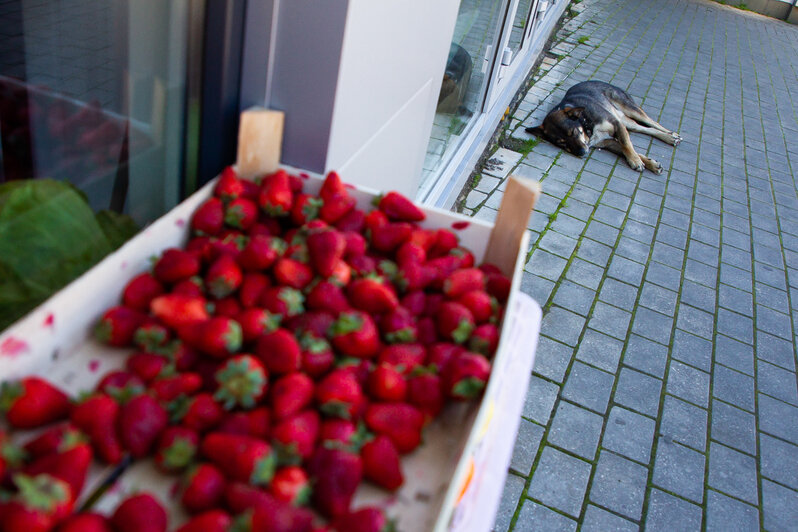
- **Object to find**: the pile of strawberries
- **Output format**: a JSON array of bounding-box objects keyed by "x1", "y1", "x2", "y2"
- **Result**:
[{"x1": 0, "y1": 168, "x2": 512, "y2": 532}]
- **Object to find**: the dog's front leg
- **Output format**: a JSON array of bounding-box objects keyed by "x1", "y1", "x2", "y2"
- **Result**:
[
  {"x1": 595, "y1": 138, "x2": 663, "y2": 174},
  {"x1": 613, "y1": 125, "x2": 647, "y2": 172}
]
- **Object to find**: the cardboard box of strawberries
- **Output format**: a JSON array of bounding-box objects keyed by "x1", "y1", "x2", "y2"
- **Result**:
[{"x1": 0, "y1": 165, "x2": 542, "y2": 532}]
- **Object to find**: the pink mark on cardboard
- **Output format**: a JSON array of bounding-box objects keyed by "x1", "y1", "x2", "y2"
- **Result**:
[
  {"x1": 451, "y1": 221, "x2": 470, "y2": 230},
  {"x1": 0, "y1": 337, "x2": 28, "y2": 358},
  {"x1": 176, "y1": 218, "x2": 186, "y2": 228},
  {"x1": 88, "y1": 359, "x2": 101, "y2": 372},
  {"x1": 43, "y1": 313, "x2": 55, "y2": 328}
]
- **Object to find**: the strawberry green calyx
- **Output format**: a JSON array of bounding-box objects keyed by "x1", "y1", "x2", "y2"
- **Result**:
[
  {"x1": 299, "y1": 334, "x2": 330, "y2": 354},
  {"x1": 451, "y1": 320, "x2": 474, "y2": 345},
  {"x1": 378, "y1": 260, "x2": 399, "y2": 280},
  {"x1": 451, "y1": 377, "x2": 486, "y2": 399},
  {"x1": 1, "y1": 440, "x2": 27, "y2": 466},
  {"x1": 319, "y1": 400, "x2": 354, "y2": 420},
  {"x1": 161, "y1": 438, "x2": 197, "y2": 470},
  {"x1": 224, "y1": 204, "x2": 247, "y2": 227},
  {"x1": 0, "y1": 381, "x2": 23, "y2": 413},
  {"x1": 330, "y1": 313, "x2": 364, "y2": 336},
  {"x1": 301, "y1": 197, "x2": 323, "y2": 220},
  {"x1": 93, "y1": 320, "x2": 114, "y2": 344},
  {"x1": 208, "y1": 277, "x2": 236, "y2": 300},
  {"x1": 13, "y1": 473, "x2": 71, "y2": 511},
  {"x1": 385, "y1": 327, "x2": 416, "y2": 344},
  {"x1": 214, "y1": 355, "x2": 267, "y2": 410},
  {"x1": 222, "y1": 321, "x2": 244, "y2": 353},
  {"x1": 251, "y1": 452, "x2": 277, "y2": 485},
  {"x1": 278, "y1": 288, "x2": 305, "y2": 316},
  {"x1": 104, "y1": 382, "x2": 146, "y2": 405}
]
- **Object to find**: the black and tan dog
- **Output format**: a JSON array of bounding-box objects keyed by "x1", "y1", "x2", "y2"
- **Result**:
[{"x1": 526, "y1": 80, "x2": 682, "y2": 174}]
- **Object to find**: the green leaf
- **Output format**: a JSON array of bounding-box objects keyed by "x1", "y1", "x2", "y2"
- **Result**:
[{"x1": 95, "y1": 209, "x2": 139, "y2": 250}]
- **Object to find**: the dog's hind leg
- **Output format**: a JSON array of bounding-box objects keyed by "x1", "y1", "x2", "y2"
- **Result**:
[
  {"x1": 618, "y1": 105, "x2": 682, "y2": 146},
  {"x1": 595, "y1": 137, "x2": 663, "y2": 175},
  {"x1": 621, "y1": 116, "x2": 681, "y2": 146}
]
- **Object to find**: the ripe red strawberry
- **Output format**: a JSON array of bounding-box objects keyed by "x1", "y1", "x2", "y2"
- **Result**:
[
  {"x1": 305, "y1": 280, "x2": 351, "y2": 314},
  {"x1": 457, "y1": 290, "x2": 496, "y2": 324},
  {"x1": 272, "y1": 410, "x2": 320, "y2": 463},
  {"x1": 171, "y1": 276, "x2": 205, "y2": 297},
  {"x1": 307, "y1": 229, "x2": 346, "y2": 278},
  {"x1": 367, "y1": 363, "x2": 407, "y2": 402},
  {"x1": 426, "y1": 342, "x2": 463, "y2": 372},
  {"x1": 335, "y1": 208, "x2": 366, "y2": 233},
  {"x1": 258, "y1": 169, "x2": 293, "y2": 216},
  {"x1": 213, "y1": 354, "x2": 267, "y2": 410},
  {"x1": 150, "y1": 372, "x2": 203, "y2": 402},
  {"x1": 271, "y1": 373, "x2": 314, "y2": 421},
  {"x1": 307, "y1": 447, "x2": 362, "y2": 518},
  {"x1": 291, "y1": 193, "x2": 323, "y2": 226},
  {"x1": 315, "y1": 369, "x2": 364, "y2": 420},
  {"x1": 436, "y1": 301, "x2": 475, "y2": 344},
  {"x1": 174, "y1": 510, "x2": 232, "y2": 532},
  {"x1": 347, "y1": 253, "x2": 377, "y2": 277},
  {"x1": 319, "y1": 171, "x2": 356, "y2": 223},
  {"x1": 95, "y1": 370, "x2": 145, "y2": 402},
  {"x1": 484, "y1": 270, "x2": 512, "y2": 303},
  {"x1": 407, "y1": 370, "x2": 444, "y2": 420},
  {"x1": 185, "y1": 317, "x2": 242, "y2": 359},
  {"x1": 408, "y1": 228, "x2": 437, "y2": 250},
  {"x1": 331, "y1": 507, "x2": 394, "y2": 532},
  {"x1": 443, "y1": 267, "x2": 486, "y2": 298},
  {"x1": 369, "y1": 222, "x2": 413, "y2": 254},
  {"x1": 216, "y1": 406, "x2": 271, "y2": 440},
  {"x1": 110, "y1": 493, "x2": 168, "y2": 532},
  {"x1": 94, "y1": 306, "x2": 145, "y2": 347},
  {"x1": 395, "y1": 240, "x2": 427, "y2": 265},
  {"x1": 380, "y1": 307, "x2": 418, "y2": 344},
  {"x1": 442, "y1": 351, "x2": 491, "y2": 400},
  {"x1": 237, "y1": 307, "x2": 281, "y2": 343},
  {"x1": 260, "y1": 286, "x2": 305, "y2": 318},
  {"x1": 377, "y1": 343, "x2": 426, "y2": 374},
  {"x1": 214, "y1": 166, "x2": 246, "y2": 201},
  {"x1": 469, "y1": 322, "x2": 500, "y2": 356},
  {"x1": 153, "y1": 248, "x2": 200, "y2": 284},
  {"x1": 132, "y1": 320, "x2": 172, "y2": 352},
  {"x1": 122, "y1": 273, "x2": 164, "y2": 312},
  {"x1": 166, "y1": 340, "x2": 201, "y2": 371},
  {"x1": 341, "y1": 231, "x2": 367, "y2": 259},
  {"x1": 1, "y1": 377, "x2": 71, "y2": 429},
  {"x1": 173, "y1": 392, "x2": 224, "y2": 433},
  {"x1": 70, "y1": 394, "x2": 123, "y2": 464},
  {"x1": 286, "y1": 311, "x2": 335, "y2": 341},
  {"x1": 417, "y1": 316, "x2": 438, "y2": 344},
  {"x1": 273, "y1": 258, "x2": 314, "y2": 290},
  {"x1": 364, "y1": 403, "x2": 424, "y2": 454},
  {"x1": 299, "y1": 334, "x2": 335, "y2": 378},
  {"x1": 23, "y1": 443, "x2": 92, "y2": 498},
  {"x1": 256, "y1": 328, "x2": 302, "y2": 375},
  {"x1": 377, "y1": 191, "x2": 425, "y2": 222},
  {"x1": 205, "y1": 254, "x2": 243, "y2": 300},
  {"x1": 360, "y1": 434, "x2": 404, "y2": 491},
  {"x1": 270, "y1": 466, "x2": 312, "y2": 506},
  {"x1": 226, "y1": 486, "x2": 314, "y2": 532},
  {"x1": 319, "y1": 419, "x2": 363, "y2": 448},
  {"x1": 21, "y1": 423, "x2": 84, "y2": 459},
  {"x1": 57, "y1": 513, "x2": 113, "y2": 532},
  {"x1": 224, "y1": 197, "x2": 258, "y2": 230},
  {"x1": 118, "y1": 394, "x2": 169, "y2": 458},
  {"x1": 154, "y1": 426, "x2": 199, "y2": 474},
  {"x1": 126, "y1": 352, "x2": 170, "y2": 384},
  {"x1": 181, "y1": 463, "x2": 227, "y2": 514},
  {"x1": 347, "y1": 276, "x2": 398, "y2": 314},
  {"x1": 238, "y1": 272, "x2": 271, "y2": 308},
  {"x1": 238, "y1": 235, "x2": 286, "y2": 271},
  {"x1": 1, "y1": 474, "x2": 74, "y2": 532},
  {"x1": 150, "y1": 293, "x2": 209, "y2": 329},
  {"x1": 202, "y1": 432, "x2": 276, "y2": 486},
  {"x1": 393, "y1": 259, "x2": 431, "y2": 293},
  {"x1": 329, "y1": 311, "x2": 380, "y2": 359},
  {"x1": 430, "y1": 228, "x2": 459, "y2": 257},
  {"x1": 191, "y1": 197, "x2": 225, "y2": 236}
]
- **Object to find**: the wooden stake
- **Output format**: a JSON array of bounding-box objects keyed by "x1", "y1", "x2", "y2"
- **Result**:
[
  {"x1": 484, "y1": 175, "x2": 541, "y2": 277},
  {"x1": 236, "y1": 108, "x2": 285, "y2": 180}
]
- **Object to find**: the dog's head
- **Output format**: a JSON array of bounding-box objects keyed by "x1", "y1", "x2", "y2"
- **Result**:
[{"x1": 527, "y1": 107, "x2": 590, "y2": 157}]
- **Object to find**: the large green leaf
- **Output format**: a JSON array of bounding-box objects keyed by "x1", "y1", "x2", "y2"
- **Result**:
[{"x1": 0, "y1": 179, "x2": 138, "y2": 331}]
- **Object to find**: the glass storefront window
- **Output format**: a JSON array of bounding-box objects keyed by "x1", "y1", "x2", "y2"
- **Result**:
[{"x1": 508, "y1": 0, "x2": 537, "y2": 60}]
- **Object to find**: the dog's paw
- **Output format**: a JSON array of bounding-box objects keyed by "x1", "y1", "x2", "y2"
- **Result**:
[
  {"x1": 671, "y1": 132, "x2": 683, "y2": 146},
  {"x1": 647, "y1": 159, "x2": 663, "y2": 174},
  {"x1": 628, "y1": 157, "x2": 645, "y2": 172}
]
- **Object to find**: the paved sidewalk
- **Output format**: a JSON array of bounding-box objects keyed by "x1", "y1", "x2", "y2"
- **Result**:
[{"x1": 459, "y1": 0, "x2": 798, "y2": 529}]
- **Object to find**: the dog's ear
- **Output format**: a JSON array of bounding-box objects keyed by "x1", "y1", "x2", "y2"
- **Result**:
[
  {"x1": 563, "y1": 107, "x2": 585, "y2": 119},
  {"x1": 525, "y1": 125, "x2": 545, "y2": 137}
]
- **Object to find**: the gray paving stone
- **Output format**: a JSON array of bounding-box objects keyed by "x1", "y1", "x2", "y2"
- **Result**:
[
  {"x1": 672, "y1": 329, "x2": 713, "y2": 372},
  {"x1": 520, "y1": 273, "x2": 556, "y2": 307},
  {"x1": 676, "y1": 304, "x2": 715, "y2": 341},
  {"x1": 707, "y1": 442, "x2": 758, "y2": 505},
  {"x1": 584, "y1": 220, "x2": 620, "y2": 247},
  {"x1": 755, "y1": 282, "x2": 790, "y2": 314},
  {"x1": 622, "y1": 334, "x2": 668, "y2": 379},
  {"x1": 548, "y1": 400, "x2": 604, "y2": 460},
  {"x1": 523, "y1": 375, "x2": 560, "y2": 425},
  {"x1": 615, "y1": 237, "x2": 650, "y2": 265},
  {"x1": 757, "y1": 359, "x2": 798, "y2": 406},
  {"x1": 715, "y1": 334, "x2": 755, "y2": 376},
  {"x1": 639, "y1": 283, "x2": 678, "y2": 317},
  {"x1": 575, "y1": 238, "x2": 613, "y2": 266},
  {"x1": 550, "y1": 213, "x2": 587, "y2": 238},
  {"x1": 514, "y1": 500, "x2": 577, "y2": 532},
  {"x1": 552, "y1": 280, "x2": 596, "y2": 317},
  {"x1": 589, "y1": 450, "x2": 648, "y2": 520},
  {"x1": 680, "y1": 279, "x2": 717, "y2": 313},
  {"x1": 532, "y1": 337, "x2": 573, "y2": 383},
  {"x1": 684, "y1": 258, "x2": 718, "y2": 288},
  {"x1": 720, "y1": 262, "x2": 752, "y2": 290},
  {"x1": 598, "y1": 278, "x2": 638, "y2": 312},
  {"x1": 580, "y1": 505, "x2": 638, "y2": 532},
  {"x1": 760, "y1": 433, "x2": 798, "y2": 491},
  {"x1": 528, "y1": 248, "x2": 568, "y2": 282},
  {"x1": 630, "y1": 306, "x2": 673, "y2": 346},
  {"x1": 710, "y1": 399, "x2": 756, "y2": 455},
  {"x1": 712, "y1": 364, "x2": 756, "y2": 413},
  {"x1": 757, "y1": 305, "x2": 793, "y2": 341},
  {"x1": 565, "y1": 258, "x2": 604, "y2": 290},
  {"x1": 645, "y1": 488, "x2": 703, "y2": 532},
  {"x1": 541, "y1": 306, "x2": 586, "y2": 347},
  {"x1": 562, "y1": 361, "x2": 615, "y2": 415},
  {"x1": 614, "y1": 367, "x2": 662, "y2": 418},
  {"x1": 667, "y1": 360, "x2": 710, "y2": 408},
  {"x1": 602, "y1": 406, "x2": 655, "y2": 464},
  {"x1": 756, "y1": 331, "x2": 796, "y2": 371},
  {"x1": 539, "y1": 230, "x2": 579, "y2": 260},
  {"x1": 755, "y1": 261, "x2": 787, "y2": 290},
  {"x1": 493, "y1": 473, "x2": 525, "y2": 532},
  {"x1": 645, "y1": 261, "x2": 683, "y2": 292},
  {"x1": 659, "y1": 394, "x2": 708, "y2": 452},
  {"x1": 706, "y1": 490, "x2": 760, "y2": 532},
  {"x1": 762, "y1": 479, "x2": 798, "y2": 532},
  {"x1": 527, "y1": 447, "x2": 591, "y2": 518},
  {"x1": 759, "y1": 393, "x2": 798, "y2": 445},
  {"x1": 652, "y1": 438, "x2": 706, "y2": 504},
  {"x1": 510, "y1": 418, "x2": 545, "y2": 476},
  {"x1": 576, "y1": 328, "x2": 624, "y2": 373},
  {"x1": 587, "y1": 301, "x2": 632, "y2": 341}
]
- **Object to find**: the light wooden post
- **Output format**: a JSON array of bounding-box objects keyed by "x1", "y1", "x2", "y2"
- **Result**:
[
  {"x1": 236, "y1": 108, "x2": 285, "y2": 180},
  {"x1": 485, "y1": 175, "x2": 541, "y2": 277}
]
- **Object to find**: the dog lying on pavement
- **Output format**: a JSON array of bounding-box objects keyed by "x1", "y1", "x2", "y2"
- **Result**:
[{"x1": 525, "y1": 80, "x2": 682, "y2": 174}]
